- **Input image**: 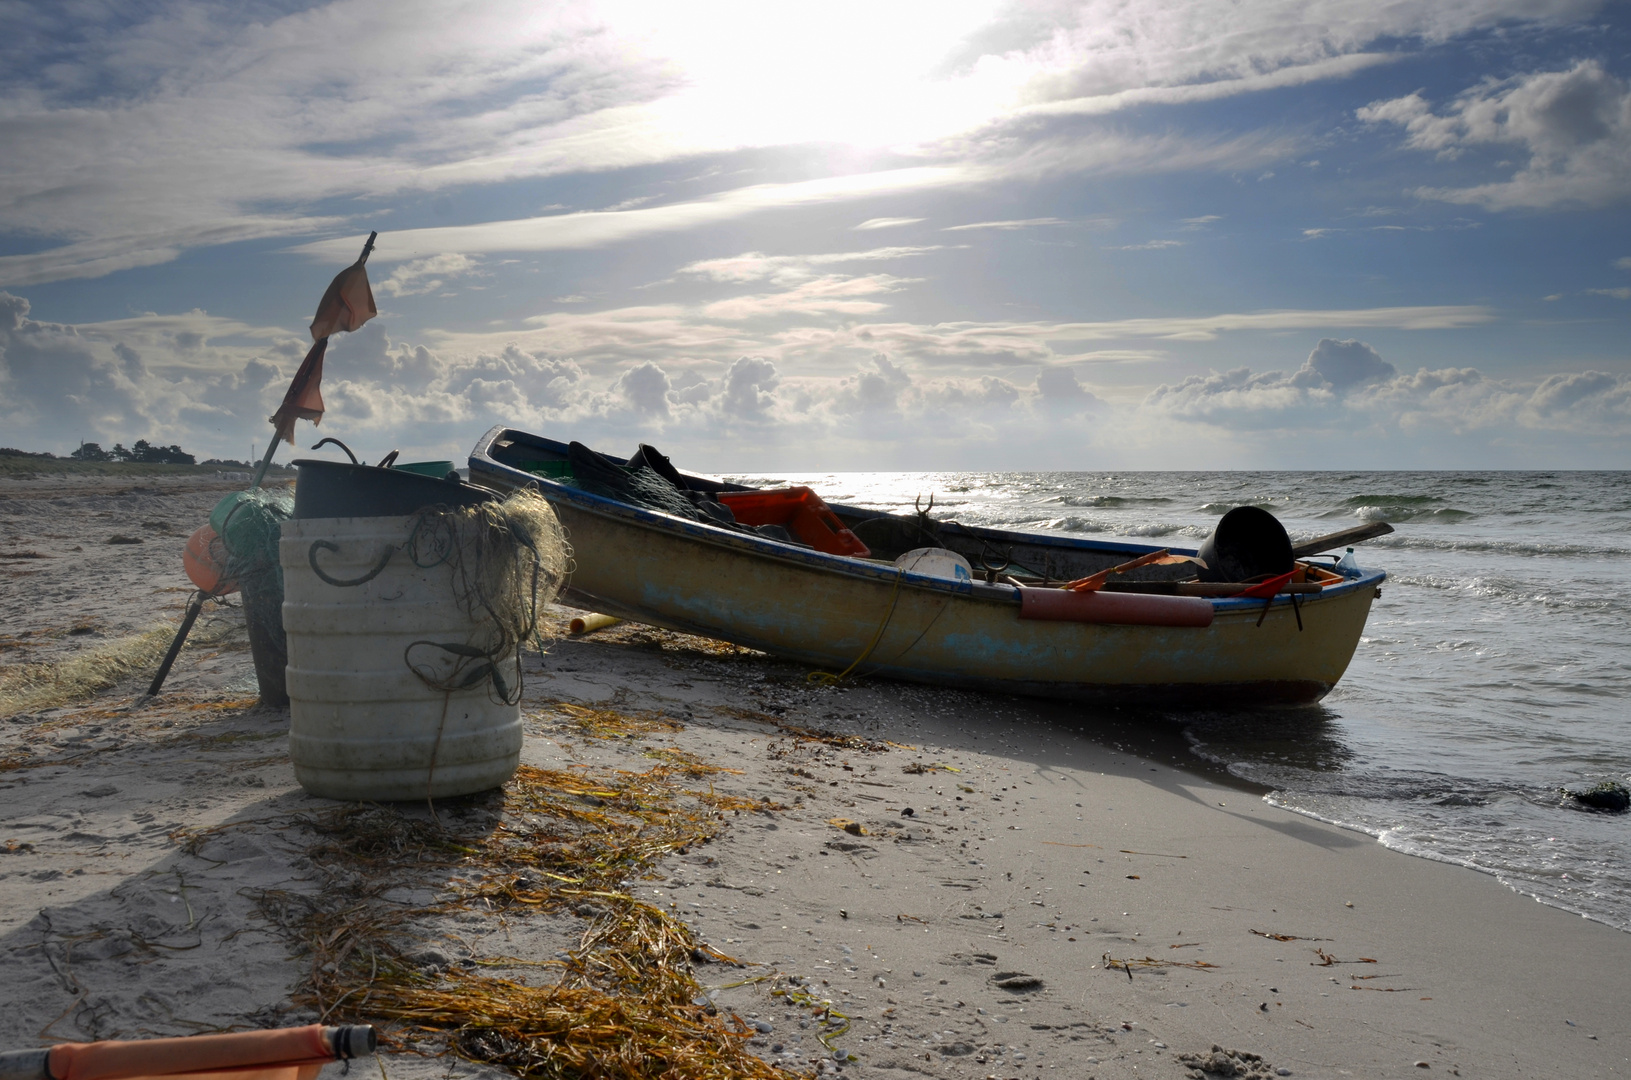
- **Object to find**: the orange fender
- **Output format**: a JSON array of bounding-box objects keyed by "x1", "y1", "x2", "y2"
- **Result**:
[
  {"x1": 1018, "y1": 587, "x2": 1214, "y2": 628},
  {"x1": 183, "y1": 523, "x2": 238, "y2": 596}
]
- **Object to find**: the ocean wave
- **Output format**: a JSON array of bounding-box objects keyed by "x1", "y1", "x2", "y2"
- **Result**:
[
  {"x1": 1021, "y1": 516, "x2": 1106, "y2": 535},
  {"x1": 1331, "y1": 504, "x2": 1477, "y2": 523},
  {"x1": 1369, "y1": 535, "x2": 1631, "y2": 558},
  {"x1": 1044, "y1": 495, "x2": 1176, "y2": 508},
  {"x1": 1197, "y1": 500, "x2": 1291, "y2": 515},
  {"x1": 1389, "y1": 573, "x2": 1631, "y2": 613},
  {"x1": 1264, "y1": 795, "x2": 1631, "y2": 932},
  {"x1": 1341, "y1": 494, "x2": 1444, "y2": 507}
]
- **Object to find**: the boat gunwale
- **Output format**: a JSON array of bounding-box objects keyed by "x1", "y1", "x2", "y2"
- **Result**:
[{"x1": 468, "y1": 424, "x2": 1386, "y2": 614}]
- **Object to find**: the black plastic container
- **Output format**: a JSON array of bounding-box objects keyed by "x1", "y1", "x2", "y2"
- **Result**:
[
  {"x1": 292, "y1": 459, "x2": 496, "y2": 519},
  {"x1": 1196, "y1": 506, "x2": 1294, "y2": 583}
]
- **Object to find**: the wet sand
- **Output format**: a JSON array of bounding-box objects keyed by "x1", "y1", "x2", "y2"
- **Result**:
[{"x1": 2, "y1": 472, "x2": 1627, "y2": 1080}]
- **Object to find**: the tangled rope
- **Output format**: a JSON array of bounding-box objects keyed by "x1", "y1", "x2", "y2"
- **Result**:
[{"x1": 400, "y1": 490, "x2": 571, "y2": 705}]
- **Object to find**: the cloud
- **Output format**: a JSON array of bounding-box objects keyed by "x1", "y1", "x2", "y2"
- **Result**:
[
  {"x1": 854, "y1": 218, "x2": 925, "y2": 230},
  {"x1": 292, "y1": 125, "x2": 1286, "y2": 267},
  {"x1": 292, "y1": 169, "x2": 970, "y2": 264},
  {"x1": 1013, "y1": 52, "x2": 1403, "y2": 119},
  {"x1": 2, "y1": 0, "x2": 1613, "y2": 287},
  {"x1": 1145, "y1": 336, "x2": 1631, "y2": 439},
  {"x1": 0, "y1": 290, "x2": 293, "y2": 450},
  {"x1": 377, "y1": 254, "x2": 484, "y2": 298},
  {"x1": 5, "y1": 285, "x2": 1626, "y2": 470},
  {"x1": 1296, "y1": 338, "x2": 1397, "y2": 388},
  {"x1": 1109, "y1": 240, "x2": 1184, "y2": 251},
  {"x1": 721, "y1": 356, "x2": 780, "y2": 419},
  {"x1": 1035, "y1": 365, "x2": 1104, "y2": 414},
  {"x1": 614, "y1": 362, "x2": 674, "y2": 416},
  {"x1": 1587, "y1": 287, "x2": 1631, "y2": 299},
  {"x1": 454, "y1": 300, "x2": 1493, "y2": 376},
  {"x1": 676, "y1": 246, "x2": 947, "y2": 285},
  {"x1": 1359, "y1": 60, "x2": 1631, "y2": 209},
  {"x1": 701, "y1": 273, "x2": 918, "y2": 321},
  {"x1": 942, "y1": 218, "x2": 1069, "y2": 231},
  {"x1": 1617, "y1": 257, "x2": 1631, "y2": 270}
]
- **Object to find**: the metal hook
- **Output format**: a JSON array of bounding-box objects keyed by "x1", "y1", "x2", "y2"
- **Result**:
[
  {"x1": 311, "y1": 437, "x2": 359, "y2": 464},
  {"x1": 977, "y1": 545, "x2": 1012, "y2": 584}
]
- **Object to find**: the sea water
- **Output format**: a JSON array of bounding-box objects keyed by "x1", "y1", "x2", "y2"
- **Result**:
[{"x1": 731, "y1": 470, "x2": 1631, "y2": 932}]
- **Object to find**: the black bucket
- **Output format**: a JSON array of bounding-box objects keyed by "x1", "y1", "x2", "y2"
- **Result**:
[
  {"x1": 292, "y1": 459, "x2": 496, "y2": 519},
  {"x1": 1196, "y1": 506, "x2": 1294, "y2": 583}
]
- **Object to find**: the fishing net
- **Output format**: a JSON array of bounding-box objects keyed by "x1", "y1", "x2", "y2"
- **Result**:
[
  {"x1": 401, "y1": 489, "x2": 571, "y2": 705},
  {"x1": 566, "y1": 441, "x2": 712, "y2": 523},
  {"x1": 217, "y1": 489, "x2": 295, "y2": 706},
  {"x1": 564, "y1": 441, "x2": 805, "y2": 546}
]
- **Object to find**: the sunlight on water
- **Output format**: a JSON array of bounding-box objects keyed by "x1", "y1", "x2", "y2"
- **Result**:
[{"x1": 728, "y1": 469, "x2": 1631, "y2": 931}]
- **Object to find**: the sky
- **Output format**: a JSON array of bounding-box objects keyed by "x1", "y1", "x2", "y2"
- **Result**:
[{"x1": 2, "y1": 0, "x2": 1629, "y2": 471}]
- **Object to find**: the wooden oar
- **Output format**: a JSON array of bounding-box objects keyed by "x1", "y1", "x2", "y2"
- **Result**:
[
  {"x1": 1065, "y1": 549, "x2": 1171, "y2": 592},
  {"x1": 1102, "y1": 581, "x2": 1324, "y2": 596},
  {"x1": 1289, "y1": 521, "x2": 1394, "y2": 559}
]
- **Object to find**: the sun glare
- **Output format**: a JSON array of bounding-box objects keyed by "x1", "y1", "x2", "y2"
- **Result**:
[{"x1": 595, "y1": 0, "x2": 1022, "y2": 151}]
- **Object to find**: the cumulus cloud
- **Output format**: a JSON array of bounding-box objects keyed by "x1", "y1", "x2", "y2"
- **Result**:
[
  {"x1": 6, "y1": 286, "x2": 1630, "y2": 469},
  {"x1": 1359, "y1": 60, "x2": 1631, "y2": 209},
  {"x1": 720, "y1": 357, "x2": 780, "y2": 419},
  {"x1": 1145, "y1": 336, "x2": 1631, "y2": 439},
  {"x1": 0, "y1": 290, "x2": 292, "y2": 450},
  {"x1": 1035, "y1": 366, "x2": 1104, "y2": 413},
  {"x1": 1295, "y1": 338, "x2": 1397, "y2": 388}
]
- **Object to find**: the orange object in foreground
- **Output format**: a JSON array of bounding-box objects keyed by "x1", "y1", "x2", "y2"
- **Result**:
[
  {"x1": 1233, "y1": 569, "x2": 1299, "y2": 599},
  {"x1": 183, "y1": 524, "x2": 237, "y2": 596},
  {"x1": 1018, "y1": 587, "x2": 1214, "y2": 628},
  {"x1": 1064, "y1": 548, "x2": 1171, "y2": 592},
  {"x1": 717, "y1": 487, "x2": 871, "y2": 557},
  {"x1": 44, "y1": 1025, "x2": 366, "y2": 1080}
]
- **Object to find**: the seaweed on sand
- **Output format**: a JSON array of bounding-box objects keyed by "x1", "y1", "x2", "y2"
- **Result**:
[{"x1": 254, "y1": 759, "x2": 808, "y2": 1080}]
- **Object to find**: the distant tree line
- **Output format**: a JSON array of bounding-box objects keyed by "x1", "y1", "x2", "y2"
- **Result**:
[{"x1": 70, "y1": 440, "x2": 197, "y2": 464}]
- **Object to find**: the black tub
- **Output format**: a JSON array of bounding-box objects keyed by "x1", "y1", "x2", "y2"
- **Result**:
[{"x1": 292, "y1": 459, "x2": 496, "y2": 519}]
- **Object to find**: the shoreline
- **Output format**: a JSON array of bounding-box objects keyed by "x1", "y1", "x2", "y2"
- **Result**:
[{"x1": 3, "y1": 474, "x2": 1628, "y2": 1080}]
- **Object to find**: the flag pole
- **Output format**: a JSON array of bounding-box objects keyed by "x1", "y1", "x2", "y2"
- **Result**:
[{"x1": 249, "y1": 231, "x2": 377, "y2": 491}]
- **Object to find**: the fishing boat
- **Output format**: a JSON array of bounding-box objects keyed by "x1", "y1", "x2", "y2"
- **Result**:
[{"x1": 468, "y1": 426, "x2": 1388, "y2": 707}]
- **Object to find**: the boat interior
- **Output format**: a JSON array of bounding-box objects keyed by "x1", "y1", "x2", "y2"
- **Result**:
[{"x1": 477, "y1": 430, "x2": 1347, "y2": 591}]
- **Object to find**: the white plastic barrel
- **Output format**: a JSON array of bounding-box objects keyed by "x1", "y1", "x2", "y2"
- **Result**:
[{"x1": 280, "y1": 515, "x2": 522, "y2": 801}]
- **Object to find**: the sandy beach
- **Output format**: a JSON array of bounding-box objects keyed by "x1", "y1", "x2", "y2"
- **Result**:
[{"x1": 3, "y1": 470, "x2": 1629, "y2": 1080}]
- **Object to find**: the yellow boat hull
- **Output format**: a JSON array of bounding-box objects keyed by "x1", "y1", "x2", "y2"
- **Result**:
[{"x1": 470, "y1": 427, "x2": 1382, "y2": 707}]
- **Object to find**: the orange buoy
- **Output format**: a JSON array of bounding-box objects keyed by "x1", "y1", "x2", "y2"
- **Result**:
[{"x1": 184, "y1": 523, "x2": 238, "y2": 596}]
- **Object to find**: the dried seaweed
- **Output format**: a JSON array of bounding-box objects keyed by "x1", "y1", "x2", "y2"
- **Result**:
[
  {"x1": 541, "y1": 700, "x2": 687, "y2": 741},
  {"x1": 254, "y1": 751, "x2": 808, "y2": 1080}
]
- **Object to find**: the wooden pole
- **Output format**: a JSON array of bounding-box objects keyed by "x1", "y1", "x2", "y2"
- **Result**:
[
  {"x1": 1289, "y1": 522, "x2": 1395, "y2": 559},
  {"x1": 144, "y1": 589, "x2": 207, "y2": 699}
]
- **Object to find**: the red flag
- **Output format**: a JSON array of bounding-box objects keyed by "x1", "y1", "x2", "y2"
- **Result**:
[
  {"x1": 269, "y1": 337, "x2": 327, "y2": 445},
  {"x1": 309, "y1": 261, "x2": 376, "y2": 342}
]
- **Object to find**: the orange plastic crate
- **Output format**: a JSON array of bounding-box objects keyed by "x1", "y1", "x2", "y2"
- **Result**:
[{"x1": 716, "y1": 487, "x2": 871, "y2": 557}]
